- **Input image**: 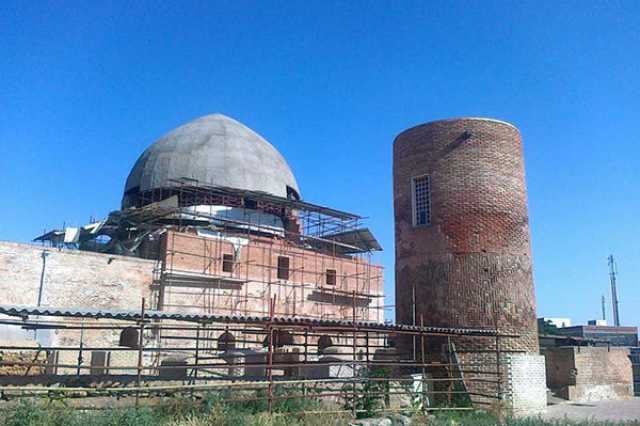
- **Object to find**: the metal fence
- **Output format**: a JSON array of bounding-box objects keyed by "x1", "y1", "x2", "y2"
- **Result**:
[{"x1": 0, "y1": 301, "x2": 508, "y2": 416}]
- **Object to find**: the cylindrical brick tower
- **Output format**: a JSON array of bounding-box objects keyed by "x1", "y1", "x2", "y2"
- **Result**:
[{"x1": 393, "y1": 117, "x2": 538, "y2": 355}]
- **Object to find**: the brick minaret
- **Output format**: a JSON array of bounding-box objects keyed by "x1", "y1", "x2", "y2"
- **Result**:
[{"x1": 393, "y1": 118, "x2": 539, "y2": 402}]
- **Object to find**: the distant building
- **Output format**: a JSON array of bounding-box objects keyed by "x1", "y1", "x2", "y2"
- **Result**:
[
  {"x1": 538, "y1": 334, "x2": 602, "y2": 348},
  {"x1": 555, "y1": 325, "x2": 638, "y2": 347},
  {"x1": 538, "y1": 317, "x2": 572, "y2": 328},
  {"x1": 588, "y1": 319, "x2": 607, "y2": 326}
]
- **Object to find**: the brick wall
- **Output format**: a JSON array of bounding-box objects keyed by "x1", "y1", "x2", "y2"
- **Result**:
[
  {"x1": 162, "y1": 230, "x2": 384, "y2": 322},
  {"x1": 393, "y1": 118, "x2": 540, "y2": 407},
  {"x1": 0, "y1": 340, "x2": 47, "y2": 376},
  {"x1": 0, "y1": 240, "x2": 155, "y2": 309},
  {"x1": 543, "y1": 347, "x2": 633, "y2": 401},
  {"x1": 0, "y1": 240, "x2": 156, "y2": 346},
  {"x1": 393, "y1": 118, "x2": 538, "y2": 351},
  {"x1": 0, "y1": 235, "x2": 384, "y2": 351},
  {"x1": 0, "y1": 237, "x2": 385, "y2": 377}
]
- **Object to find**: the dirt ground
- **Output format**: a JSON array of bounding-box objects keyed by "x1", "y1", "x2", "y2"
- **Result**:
[{"x1": 541, "y1": 398, "x2": 640, "y2": 422}]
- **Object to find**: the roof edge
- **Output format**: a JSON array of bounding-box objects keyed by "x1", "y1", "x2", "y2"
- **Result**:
[{"x1": 394, "y1": 117, "x2": 519, "y2": 141}]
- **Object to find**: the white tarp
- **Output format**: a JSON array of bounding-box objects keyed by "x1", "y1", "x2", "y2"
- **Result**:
[{"x1": 63, "y1": 227, "x2": 80, "y2": 243}]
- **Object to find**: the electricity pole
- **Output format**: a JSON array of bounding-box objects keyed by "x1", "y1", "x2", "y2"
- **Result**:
[{"x1": 608, "y1": 255, "x2": 621, "y2": 327}]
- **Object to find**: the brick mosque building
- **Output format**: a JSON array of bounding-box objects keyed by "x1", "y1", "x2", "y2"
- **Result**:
[
  {"x1": 0, "y1": 114, "x2": 548, "y2": 414},
  {"x1": 0, "y1": 114, "x2": 384, "y2": 346}
]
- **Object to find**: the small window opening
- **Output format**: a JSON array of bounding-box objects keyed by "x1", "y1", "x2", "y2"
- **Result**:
[
  {"x1": 412, "y1": 175, "x2": 431, "y2": 226},
  {"x1": 263, "y1": 330, "x2": 294, "y2": 347},
  {"x1": 326, "y1": 269, "x2": 337, "y2": 286},
  {"x1": 286, "y1": 185, "x2": 300, "y2": 201},
  {"x1": 244, "y1": 198, "x2": 257, "y2": 209},
  {"x1": 90, "y1": 351, "x2": 111, "y2": 375},
  {"x1": 277, "y1": 256, "x2": 290, "y2": 280},
  {"x1": 217, "y1": 331, "x2": 236, "y2": 351},
  {"x1": 317, "y1": 335, "x2": 333, "y2": 354},
  {"x1": 222, "y1": 254, "x2": 234, "y2": 273},
  {"x1": 119, "y1": 327, "x2": 139, "y2": 348}
]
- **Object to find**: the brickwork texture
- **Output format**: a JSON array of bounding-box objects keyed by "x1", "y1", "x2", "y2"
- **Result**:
[
  {"x1": 543, "y1": 346, "x2": 633, "y2": 402},
  {"x1": 393, "y1": 118, "x2": 541, "y2": 411},
  {"x1": 393, "y1": 118, "x2": 538, "y2": 351},
  {"x1": 0, "y1": 235, "x2": 384, "y2": 354},
  {"x1": 162, "y1": 230, "x2": 384, "y2": 322},
  {"x1": 0, "y1": 241, "x2": 156, "y2": 348}
]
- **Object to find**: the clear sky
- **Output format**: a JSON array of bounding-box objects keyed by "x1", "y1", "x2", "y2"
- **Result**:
[{"x1": 1, "y1": 1, "x2": 638, "y2": 327}]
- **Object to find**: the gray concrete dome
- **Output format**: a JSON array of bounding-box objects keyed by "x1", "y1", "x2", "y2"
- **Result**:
[{"x1": 122, "y1": 114, "x2": 299, "y2": 208}]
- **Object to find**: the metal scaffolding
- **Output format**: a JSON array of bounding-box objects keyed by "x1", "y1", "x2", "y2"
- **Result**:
[
  {"x1": 34, "y1": 178, "x2": 385, "y2": 323},
  {"x1": 0, "y1": 303, "x2": 508, "y2": 415}
]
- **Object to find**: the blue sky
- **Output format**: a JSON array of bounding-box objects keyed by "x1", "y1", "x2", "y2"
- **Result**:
[{"x1": 1, "y1": 1, "x2": 638, "y2": 326}]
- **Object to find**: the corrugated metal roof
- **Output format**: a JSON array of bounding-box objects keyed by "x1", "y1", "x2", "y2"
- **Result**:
[
  {"x1": 0, "y1": 304, "x2": 499, "y2": 336},
  {"x1": 322, "y1": 228, "x2": 382, "y2": 252}
]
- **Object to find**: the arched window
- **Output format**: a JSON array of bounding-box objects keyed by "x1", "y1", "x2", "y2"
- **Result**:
[
  {"x1": 217, "y1": 331, "x2": 236, "y2": 351},
  {"x1": 119, "y1": 327, "x2": 139, "y2": 348},
  {"x1": 317, "y1": 335, "x2": 333, "y2": 354},
  {"x1": 262, "y1": 330, "x2": 294, "y2": 348},
  {"x1": 286, "y1": 186, "x2": 300, "y2": 201}
]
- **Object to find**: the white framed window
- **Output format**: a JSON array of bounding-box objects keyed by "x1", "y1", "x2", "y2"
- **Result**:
[{"x1": 412, "y1": 175, "x2": 431, "y2": 226}]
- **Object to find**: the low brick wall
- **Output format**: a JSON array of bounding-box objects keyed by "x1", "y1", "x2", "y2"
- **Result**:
[
  {"x1": 0, "y1": 340, "x2": 47, "y2": 376},
  {"x1": 0, "y1": 241, "x2": 156, "y2": 348},
  {"x1": 543, "y1": 346, "x2": 633, "y2": 402},
  {"x1": 0, "y1": 241, "x2": 155, "y2": 311}
]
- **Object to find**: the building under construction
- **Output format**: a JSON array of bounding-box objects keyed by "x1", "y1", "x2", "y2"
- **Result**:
[
  {"x1": 0, "y1": 114, "x2": 546, "y2": 416},
  {"x1": 4, "y1": 114, "x2": 384, "y2": 336}
]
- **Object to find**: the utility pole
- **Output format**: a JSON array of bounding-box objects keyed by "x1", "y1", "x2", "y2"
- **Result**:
[
  {"x1": 608, "y1": 255, "x2": 621, "y2": 327},
  {"x1": 601, "y1": 294, "x2": 606, "y2": 322}
]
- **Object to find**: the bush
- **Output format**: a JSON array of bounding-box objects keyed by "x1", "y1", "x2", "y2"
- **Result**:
[
  {"x1": 1, "y1": 401, "x2": 164, "y2": 426},
  {"x1": 342, "y1": 367, "x2": 393, "y2": 418}
]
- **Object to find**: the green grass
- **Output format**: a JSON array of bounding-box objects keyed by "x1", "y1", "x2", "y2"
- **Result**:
[
  {"x1": 2, "y1": 396, "x2": 640, "y2": 426},
  {"x1": 0, "y1": 391, "x2": 348, "y2": 426}
]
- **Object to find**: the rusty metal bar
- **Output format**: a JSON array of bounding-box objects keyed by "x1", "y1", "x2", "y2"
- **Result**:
[
  {"x1": 267, "y1": 296, "x2": 275, "y2": 414},
  {"x1": 351, "y1": 290, "x2": 357, "y2": 418},
  {"x1": 135, "y1": 298, "x2": 146, "y2": 407},
  {"x1": 420, "y1": 315, "x2": 427, "y2": 412}
]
